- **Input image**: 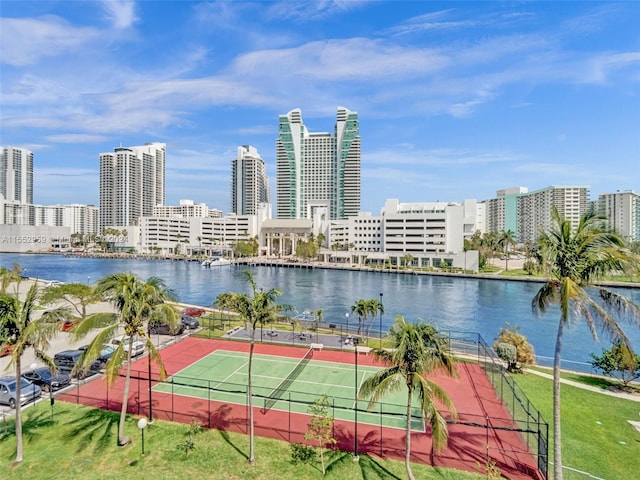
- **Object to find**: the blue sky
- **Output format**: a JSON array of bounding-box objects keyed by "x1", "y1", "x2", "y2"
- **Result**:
[{"x1": 1, "y1": 1, "x2": 639, "y2": 215}]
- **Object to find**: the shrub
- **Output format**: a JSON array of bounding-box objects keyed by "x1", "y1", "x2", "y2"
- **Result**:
[
  {"x1": 590, "y1": 341, "x2": 640, "y2": 388},
  {"x1": 494, "y1": 323, "x2": 535, "y2": 371},
  {"x1": 495, "y1": 342, "x2": 518, "y2": 372}
]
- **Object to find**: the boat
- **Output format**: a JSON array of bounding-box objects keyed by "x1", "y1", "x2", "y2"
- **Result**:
[{"x1": 201, "y1": 255, "x2": 232, "y2": 267}]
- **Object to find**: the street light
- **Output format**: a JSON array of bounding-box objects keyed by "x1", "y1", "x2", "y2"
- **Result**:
[
  {"x1": 379, "y1": 292, "x2": 384, "y2": 350},
  {"x1": 137, "y1": 417, "x2": 148, "y2": 455},
  {"x1": 345, "y1": 312, "x2": 349, "y2": 337},
  {"x1": 353, "y1": 337, "x2": 359, "y2": 461}
]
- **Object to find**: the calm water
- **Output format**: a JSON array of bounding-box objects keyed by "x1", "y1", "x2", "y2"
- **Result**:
[{"x1": 3, "y1": 253, "x2": 640, "y2": 371}]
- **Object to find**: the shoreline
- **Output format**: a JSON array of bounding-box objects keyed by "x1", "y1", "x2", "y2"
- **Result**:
[{"x1": 5, "y1": 250, "x2": 640, "y2": 289}]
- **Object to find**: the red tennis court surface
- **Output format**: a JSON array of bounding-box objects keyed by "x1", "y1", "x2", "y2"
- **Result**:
[{"x1": 59, "y1": 337, "x2": 543, "y2": 479}]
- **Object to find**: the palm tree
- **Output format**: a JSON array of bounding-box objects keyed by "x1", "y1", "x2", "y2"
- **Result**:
[
  {"x1": 499, "y1": 229, "x2": 516, "y2": 271},
  {"x1": 0, "y1": 263, "x2": 23, "y2": 294},
  {"x1": 72, "y1": 272, "x2": 179, "y2": 447},
  {"x1": 359, "y1": 316, "x2": 458, "y2": 480},
  {"x1": 351, "y1": 299, "x2": 369, "y2": 336},
  {"x1": 218, "y1": 270, "x2": 283, "y2": 463},
  {"x1": 532, "y1": 207, "x2": 640, "y2": 480},
  {"x1": 0, "y1": 283, "x2": 68, "y2": 463}
]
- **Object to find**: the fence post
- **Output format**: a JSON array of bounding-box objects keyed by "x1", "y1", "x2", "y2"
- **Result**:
[{"x1": 288, "y1": 392, "x2": 291, "y2": 443}]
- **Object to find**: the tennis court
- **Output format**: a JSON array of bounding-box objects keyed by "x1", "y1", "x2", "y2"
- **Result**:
[
  {"x1": 59, "y1": 337, "x2": 545, "y2": 480},
  {"x1": 152, "y1": 349, "x2": 425, "y2": 430}
]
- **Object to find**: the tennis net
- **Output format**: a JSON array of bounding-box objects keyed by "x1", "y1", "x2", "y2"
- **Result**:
[{"x1": 262, "y1": 347, "x2": 314, "y2": 413}]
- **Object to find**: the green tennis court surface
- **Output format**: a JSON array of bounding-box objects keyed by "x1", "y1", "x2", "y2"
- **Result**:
[{"x1": 153, "y1": 349, "x2": 425, "y2": 430}]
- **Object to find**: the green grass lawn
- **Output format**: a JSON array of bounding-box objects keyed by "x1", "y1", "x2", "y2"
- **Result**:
[
  {"x1": 513, "y1": 373, "x2": 640, "y2": 479},
  {"x1": 0, "y1": 402, "x2": 486, "y2": 480}
]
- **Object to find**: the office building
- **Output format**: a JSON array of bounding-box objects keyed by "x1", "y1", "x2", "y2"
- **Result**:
[
  {"x1": 99, "y1": 142, "x2": 166, "y2": 230},
  {"x1": 276, "y1": 107, "x2": 360, "y2": 220},
  {"x1": 231, "y1": 145, "x2": 270, "y2": 215}
]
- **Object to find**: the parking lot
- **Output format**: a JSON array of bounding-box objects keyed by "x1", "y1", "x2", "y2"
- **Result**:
[{"x1": 0, "y1": 306, "x2": 198, "y2": 417}]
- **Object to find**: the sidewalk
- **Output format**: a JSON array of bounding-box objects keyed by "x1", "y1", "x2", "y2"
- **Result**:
[{"x1": 524, "y1": 368, "x2": 640, "y2": 403}]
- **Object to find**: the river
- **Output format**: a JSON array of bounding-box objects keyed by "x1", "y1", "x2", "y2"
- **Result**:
[{"x1": 2, "y1": 253, "x2": 639, "y2": 372}]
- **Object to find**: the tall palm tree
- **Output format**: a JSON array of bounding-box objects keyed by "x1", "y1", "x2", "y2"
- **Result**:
[
  {"x1": 72, "y1": 272, "x2": 179, "y2": 446},
  {"x1": 499, "y1": 229, "x2": 517, "y2": 271},
  {"x1": 359, "y1": 316, "x2": 458, "y2": 480},
  {"x1": 532, "y1": 207, "x2": 640, "y2": 480},
  {"x1": 218, "y1": 270, "x2": 283, "y2": 463},
  {"x1": 351, "y1": 299, "x2": 369, "y2": 336},
  {"x1": 0, "y1": 283, "x2": 68, "y2": 463}
]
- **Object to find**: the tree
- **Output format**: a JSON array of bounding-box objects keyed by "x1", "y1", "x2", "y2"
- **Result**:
[
  {"x1": 494, "y1": 342, "x2": 518, "y2": 372},
  {"x1": 0, "y1": 263, "x2": 23, "y2": 294},
  {"x1": 590, "y1": 341, "x2": 640, "y2": 388},
  {"x1": 493, "y1": 323, "x2": 535, "y2": 372},
  {"x1": 359, "y1": 317, "x2": 458, "y2": 480},
  {"x1": 39, "y1": 282, "x2": 102, "y2": 319},
  {"x1": 499, "y1": 230, "x2": 516, "y2": 271},
  {"x1": 72, "y1": 272, "x2": 179, "y2": 447},
  {"x1": 532, "y1": 206, "x2": 640, "y2": 480},
  {"x1": 351, "y1": 299, "x2": 370, "y2": 336},
  {"x1": 304, "y1": 395, "x2": 336, "y2": 475},
  {"x1": 217, "y1": 271, "x2": 284, "y2": 463},
  {"x1": 0, "y1": 283, "x2": 68, "y2": 463}
]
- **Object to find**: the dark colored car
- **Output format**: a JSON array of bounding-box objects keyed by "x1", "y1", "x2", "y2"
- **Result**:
[
  {"x1": 22, "y1": 367, "x2": 71, "y2": 393},
  {"x1": 182, "y1": 307, "x2": 206, "y2": 317},
  {"x1": 181, "y1": 314, "x2": 200, "y2": 330},
  {"x1": 148, "y1": 320, "x2": 185, "y2": 336},
  {"x1": 53, "y1": 350, "x2": 102, "y2": 379},
  {"x1": 79, "y1": 344, "x2": 117, "y2": 366}
]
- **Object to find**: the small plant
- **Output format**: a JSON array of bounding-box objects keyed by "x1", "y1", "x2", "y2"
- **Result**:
[
  {"x1": 176, "y1": 418, "x2": 204, "y2": 456},
  {"x1": 493, "y1": 323, "x2": 535, "y2": 371},
  {"x1": 290, "y1": 442, "x2": 316, "y2": 464},
  {"x1": 476, "y1": 459, "x2": 502, "y2": 478},
  {"x1": 590, "y1": 341, "x2": 640, "y2": 388},
  {"x1": 301, "y1": 395, "x2": 336, "y2": 475}
]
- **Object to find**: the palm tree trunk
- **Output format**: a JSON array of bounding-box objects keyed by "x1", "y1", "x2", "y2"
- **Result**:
[
  {"x1": 118, "y1": 344, "x2": 133, "y2": 446},
  {"x1": 247, "y1": 333, "x2": 255, "y2": 464},
  {"x1": 405, "y1": 387, "x2": 415, "y2": 480},
  {"x1": 15, "y1": 355, "x2": 23, "y2": 463},
  {"x1": 553, "y1": 318, "x2": 565, "y2": 480}
]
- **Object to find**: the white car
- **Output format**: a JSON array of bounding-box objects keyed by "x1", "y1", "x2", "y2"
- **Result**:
[{"x1": 109, "y1": 335, "x2": 145, "y2": 357}]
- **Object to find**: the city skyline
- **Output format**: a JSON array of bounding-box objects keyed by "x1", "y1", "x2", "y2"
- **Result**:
[{"x1": 1, "y1": 1, "x2": 639, "y2": 214}]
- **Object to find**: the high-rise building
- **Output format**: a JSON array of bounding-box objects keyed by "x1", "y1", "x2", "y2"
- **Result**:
[
  {"x1": 231, "y1": 145, "x2": 270, "y2": 215},
  {"x1": 99, "y1": 142, "x2": 165, "y2": 230},
  {"x1": 1, "y1": 146, "x2": 33, "y2": 204},
  {"x1": 276, "y1": 107, "x2": 360, "y2": 220},
  {"x1": 597, "y1": 190, "x2": 640, "y2": 243},
  {"x1": 1, "y1": 146, "x2": 34, "y2": 225},
  {"x1": 484, "y1": 185, "x2": 590, "y2": 243}
]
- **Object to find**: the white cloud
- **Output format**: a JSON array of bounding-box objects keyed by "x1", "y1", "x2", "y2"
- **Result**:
[
  {"x1": 100, "y1": 0, "x2": 137, "y2": 29},
  {"x1": 45, "y1": 134, "x2": 109, "y2": 144},
  {"x1": 0, "y1": 16, "x2": 98, "y2": 66}
]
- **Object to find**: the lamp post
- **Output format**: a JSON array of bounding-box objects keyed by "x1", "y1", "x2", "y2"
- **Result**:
[
  {"x1": 137, "y1": 417, "x2": 148, "y2": 455},
  {"x1": 345, "y1": 312, "x2": 349, "y2": 337},
  {"x1": 379, "y1": 292, "x2": 383, "y2": 350},
  {"x1": 353, "y1": 337, "x2": 359, "y2": 461}
]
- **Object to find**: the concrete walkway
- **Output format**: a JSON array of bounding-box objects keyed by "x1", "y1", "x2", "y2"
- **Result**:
[{"x1": 524, "y1": 368, "x2": 640, "y2": 402}]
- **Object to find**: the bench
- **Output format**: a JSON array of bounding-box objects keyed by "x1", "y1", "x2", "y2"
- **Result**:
[
  {"x1": 355, "y1": 346, "x2": 372, "y2": 355},
  {"x1": 310, "y1": 343, "x2": 324, "y2": 351}
]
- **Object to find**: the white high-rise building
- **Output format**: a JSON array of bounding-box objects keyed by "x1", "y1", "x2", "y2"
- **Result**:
[
  {"x1": 231, "y1": 145, "x2": 270, "y2": 215},
  {"x1": 597, "y1": 190, "x2": 640, "y2": 243},
  {"x1": 99, "y1": 142, "x2": 166, "y2": 230},
  {"x1": 276, "y1": 107, "x2": 360, "y2": 220},
  {"x1": 1, "y1": 146, "x2": 34, "y2": 224}
]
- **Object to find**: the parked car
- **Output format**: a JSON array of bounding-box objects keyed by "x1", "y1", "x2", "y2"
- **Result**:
[
  {"x1": 60, "y1": 319, "x2": 77, "y2": 332},
  {"x1": 109, "y1": 335, "x2": 145, "y2": 357},
  {"x1": 181, "y1": 314, "x2": 200, "y2": 330},
  {"x1": 53, "y1": 350, "x2": 102, "y2": 379},
  {"x1": 182, "y1": 307, "x2": 206, "y2": 317},
  {"x1": 148, "y1": 320, "x2": 185, "y2": 336},
  {"x1": 0, "y1": 343, "x2": 12, "y2": 357},
  {"x1": 0, "y1": 376, "x2": 42, "y2": 409},
  {"x1": 22, "y1": 367, "x2": 71, "y2": 393},
  {"x1": 79, "y1": 344, "x2": 117, "y2": 366}
]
